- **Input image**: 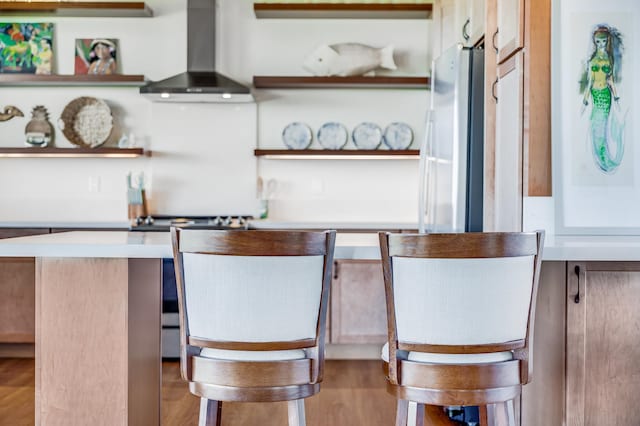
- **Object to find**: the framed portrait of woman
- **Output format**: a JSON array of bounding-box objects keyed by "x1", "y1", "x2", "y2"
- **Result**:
[
  {"x1": 553, "y1": 0, "x2": 640, "y2": 234},
  {"x1": 74, "y1": 38, "x2": 118, "y2": 75}
]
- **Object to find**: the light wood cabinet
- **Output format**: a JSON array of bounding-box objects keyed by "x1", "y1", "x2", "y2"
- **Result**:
[
  {"x1": 495, "y1": 0, "x2": 524, "y2": 63},
  {"x1": 0, "y1": 228, "x2": 49, "y2": 344},
  {"x1": 432, "y1": 0, "x2": 484, "y2": 58},
  {"x1": 330, "y1": 260, "x2": 387, "y2": 344},
  {"x1": 566, "y1": 262, "x2": 640, "y2": 425}
]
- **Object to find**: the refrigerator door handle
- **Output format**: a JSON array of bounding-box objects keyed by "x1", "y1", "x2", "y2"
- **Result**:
[{"x1": 418, "y1": 110, "x2": 434, "y2": 234}]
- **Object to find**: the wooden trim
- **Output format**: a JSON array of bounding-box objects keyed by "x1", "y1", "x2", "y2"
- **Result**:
[
  {"x1": 386, "y1": 232, "x2": 539, "y2": 258},
  {"x1": 191, "y1": 356, "x2": 312, "y2": 388},
  {"x1": 177, "y1": 229, "x2": 333, "y2": 256},
  {"x1": 483, "y1": 0, "x2": 498, "y2": 231},
  {"x1": 523, "y1": 0, "x2": 551, "y2": 196},
  {"x1": 188, "y1": 337, "x2": 316, "y2": 351},
  {"x1": 0, "y1": 74, "x2": 146, "y2": 87},
  {"x1": 0, "y1": 333, "x2": 35, "y2": 344},
  {"x1": 398, "y1": 340, "x2": 525, "y2": 354},
  {"x1": 253, "y1": 76, "x2": 430, "y2": 89},
  {"x1": 253, "y1": 3, "x2": 432, "y2": 19},
  {"x1": 0, "y1": 1, "x2": 152, "y2": 17},
  {"x1": 497, "y1": 54, "x2": 518, "y2": 79},
  {"x1": 254, "y1": 149, "x2": 419, "y2": 158},
  {"x1": 0, "y1": 148, "x2": 146, "y2": 158}
]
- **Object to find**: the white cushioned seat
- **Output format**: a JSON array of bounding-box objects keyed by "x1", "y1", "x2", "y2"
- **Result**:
[
  {"x1": 200, "y1": 347, "x2": 307, "y2": 362},
  {"x1": 381, "y1": 342, "x2": 513, "y2": 364}
]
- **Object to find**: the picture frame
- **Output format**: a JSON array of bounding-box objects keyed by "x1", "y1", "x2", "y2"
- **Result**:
[
  {"x1": 552, "y1": 0, "x2": 640, "y2": 234},
  {"x1": 0, "y1": 23, "x2": 54, "y2": 74},
  {"x1": 74, "y1": 38, "x2": 118, "y2": 75}
]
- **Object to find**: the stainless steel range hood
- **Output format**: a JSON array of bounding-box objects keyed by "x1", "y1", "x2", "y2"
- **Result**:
[{"x1": 140, "y1": 0, "x2": 253, "y2": 103}]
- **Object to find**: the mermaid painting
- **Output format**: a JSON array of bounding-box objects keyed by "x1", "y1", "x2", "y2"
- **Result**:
[{"x1": 580, "y1": 24, "x2": 626, "y2": 173}]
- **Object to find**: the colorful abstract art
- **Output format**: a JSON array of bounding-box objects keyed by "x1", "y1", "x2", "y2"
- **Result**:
[{"x1": 0, "y1": 23, "x2": 53, "y2": 74}]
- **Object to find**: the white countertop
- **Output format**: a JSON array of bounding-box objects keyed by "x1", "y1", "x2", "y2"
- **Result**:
[
  {"x1": 0, "y1": 221, "x2": 130, "y2": 229},
  {"x1": 247, "y1": 220, "x2": 418, "y2": 231},
  {"x1": 2, "y1": 231, "x2": 640, "y2": 261}
]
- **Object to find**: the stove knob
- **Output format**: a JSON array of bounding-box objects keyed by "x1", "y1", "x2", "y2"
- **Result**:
[
  {"x1": 144, "y1": 216, "x2": 155, "y2": 225},
  {"x1": 237, "y1": 217, "x2": 246, "y2": 226},
  {"x1": 135, "y1": 216, "x2": 144, "y2": 226},
  {"x1": 212, "y1": 216, "x2": 223, "y2": 226},
  {"x1": 222, "y1": 216, "x2": 231, "y2": 226}
]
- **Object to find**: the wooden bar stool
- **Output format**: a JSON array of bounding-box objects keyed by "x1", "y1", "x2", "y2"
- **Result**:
[
  {"x1": 171, "y1": 228, "x2": 336, "y2": 426},
  {"x1": 379, "y1": 231, "x2": 544, "y2": 426}
]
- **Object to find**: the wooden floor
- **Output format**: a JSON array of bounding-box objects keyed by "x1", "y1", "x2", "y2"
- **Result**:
[{"x1": 0, "y1": 358, "x2": 398, "y2": 425}]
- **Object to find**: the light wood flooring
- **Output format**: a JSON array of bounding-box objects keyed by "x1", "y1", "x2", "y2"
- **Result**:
[{"x1": 0, "y1": 358, "x2": 398, "y2": 425}]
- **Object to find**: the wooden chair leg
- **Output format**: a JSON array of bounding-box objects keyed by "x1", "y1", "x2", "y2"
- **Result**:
[
  {"x1": 199, "y1": 398, "x2": 221, "y2": 426},
  {"x1": 479, "y1": 405, "x2": 488, "y2": 425},
  {"x1": 396, "y1": 399, "x2": 409, "y2": 426},
  {"x1": 288, "y1": 399, "x2": 306, "y2": 426}
]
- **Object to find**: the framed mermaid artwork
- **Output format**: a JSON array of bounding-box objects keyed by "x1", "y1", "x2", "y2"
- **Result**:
[{"x1": 553, "y1": 0, "x2": 640, "y2": 234}]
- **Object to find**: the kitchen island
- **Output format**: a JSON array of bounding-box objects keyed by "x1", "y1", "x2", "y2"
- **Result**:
[{"x1": 0, "y1": 231, "x2": 639, "y2": 425}]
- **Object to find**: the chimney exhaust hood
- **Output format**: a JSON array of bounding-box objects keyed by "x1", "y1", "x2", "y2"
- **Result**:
[{"x1": 140, "y1": 0, "x2": 253, "y2": 103}]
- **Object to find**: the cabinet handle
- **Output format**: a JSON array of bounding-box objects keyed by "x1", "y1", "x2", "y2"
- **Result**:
[
  {"x1": 462, "y1": 18, "x2": 471, "y2": 41},
  {"x1": 491, "y1": 77, "x2": 498, "y2": 103},
  {"x1": 333, "y1": 261, "x2": 339, "y2": 280},
  {"x1": 574, "y1": 265, "x2": 581, "y2": 304},
  {"x1": 492, "y1": 29, "x2": 499, "y2": 54}
]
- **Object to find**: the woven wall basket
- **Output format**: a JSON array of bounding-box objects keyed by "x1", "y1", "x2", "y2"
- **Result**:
[{"x1": 59, "y1": 96, "x2": 113, "y2": 148}]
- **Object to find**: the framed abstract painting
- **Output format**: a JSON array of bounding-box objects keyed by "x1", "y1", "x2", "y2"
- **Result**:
[
  {"x1": 553, "y1": 0, "x2": 640, "y2": 234},
  {"x1": 0, "y1": 23, "x2": 53, "y2": 74}
]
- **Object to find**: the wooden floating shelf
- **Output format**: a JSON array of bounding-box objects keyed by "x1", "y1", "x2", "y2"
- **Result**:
[
  {"x1": 0, "y1": 148, "x2": 147, "y2": 158},
  {"x1": 255, "y1": 149, "x2": 419, "y2": 159},
  {"x1": 253, "y1": 3, "x2": 432, "y2": 19},
  {"x1": 0, "y1": 74, "x2": 146, "y2": 87},
  {"x1": 253, "y1": 76, "x2": 430, "y2": 89},
  {"x1": 0, "y1": 1, "x2": 153, "y2": 17}
]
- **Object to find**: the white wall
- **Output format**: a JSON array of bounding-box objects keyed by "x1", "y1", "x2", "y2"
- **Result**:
[{"x1": 0, "y1": 0, "x2": 430, "y2": 222}]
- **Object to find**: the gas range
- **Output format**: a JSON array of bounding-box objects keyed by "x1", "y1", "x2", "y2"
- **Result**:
[{"x1": 130, "y1": 215, "x2": 252, "y2": 232}]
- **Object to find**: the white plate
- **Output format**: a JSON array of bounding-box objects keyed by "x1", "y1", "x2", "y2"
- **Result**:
[
  {"x1": 383, "y1": 122, "x2": 413, "y2": 150},
  {"x1": 317, "y1": 122, "x2": 348, "y2": 150},
  {"x1": 352, "y1": 122, "x2": 382, "y2": 149},
  {"x1": 282, "y1": 122, "x2": 313, "y2": 149}
]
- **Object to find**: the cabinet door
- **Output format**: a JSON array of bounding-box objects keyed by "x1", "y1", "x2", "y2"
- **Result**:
[
  {"x1": 0, "y1": 228, "x2": 50, "y2": 343},
  {"x1": 567, "y1": 262, "x2": 640, "y2": 425},
  {"x1": 330, "y1": 260, "x2": 387, "y2": 344},
  {"x1": 496, "y1": 0, "x2": 524, "y2": 63},
  {"x1": 467, "y1": 0, "x2": 485, "y2": 46},
  {"x1": 493, "y1": 51, "x2": 523, "y2": 231},
  {"x1": 520, "y1": 262, "x2": 566, "y2": 426}
]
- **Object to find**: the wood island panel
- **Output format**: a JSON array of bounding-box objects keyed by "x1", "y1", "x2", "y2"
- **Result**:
[{"x1": 35, "y1": 257, "x2": 161, "y2": 425}]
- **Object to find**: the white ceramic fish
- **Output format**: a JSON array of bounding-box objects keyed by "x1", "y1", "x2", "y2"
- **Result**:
[{"x1": 303, "y1": 43, "x2": 397, "y2": 77}]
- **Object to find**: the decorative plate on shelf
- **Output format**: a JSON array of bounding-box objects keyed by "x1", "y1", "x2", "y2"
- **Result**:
[
  {"x1": 317, "y1": 122, "x2": 348, "y2": 150},
  {"x1": 352, "y1": 122, "x2": 382, "y2": 149},
  {"x1": 59, "y1": 97, "x2": 113, "y2": 148},
  {"x1": 282, "y1": 122, "x2": 313, "y2": 149},
  {"x1": 383, "y1": 122, "x2": 413, "y2": 150}
]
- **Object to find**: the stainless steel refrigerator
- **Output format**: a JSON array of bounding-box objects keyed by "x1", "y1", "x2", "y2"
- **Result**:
[{"x1": 418, "y1": 44, "x2": 484, "y2": 233}]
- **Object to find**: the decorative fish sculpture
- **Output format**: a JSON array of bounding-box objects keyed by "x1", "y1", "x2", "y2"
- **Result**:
[
  {"x1": 0, "y1": 105, "x2": 24, "y2": 122},
  {"x1": 303, "y1": 43, "x2": 397, "y2": 77}
]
